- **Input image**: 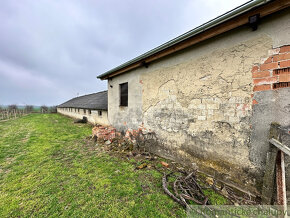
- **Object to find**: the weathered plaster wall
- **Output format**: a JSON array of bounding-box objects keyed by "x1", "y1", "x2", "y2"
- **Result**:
[
  {"x1": 107, "y1": 71, "x2": 143, "y2": 133},
  {"x1": 141, "y1": 36, "x2": 272, "y2": 193},
  {"x1": 108, "y1": 9, "x2": 290, "y2": 194},
  {"x1": 141, "y1": 10, "x2": 290, "y2": 194},
  {"x1": 57, "y1": 108, "x2": 109, "y2": 126}
]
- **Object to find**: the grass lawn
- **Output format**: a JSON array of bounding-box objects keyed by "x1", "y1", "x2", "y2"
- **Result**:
[{"x1": 0, "y1": 114, "x2": 186, "y2": 217}]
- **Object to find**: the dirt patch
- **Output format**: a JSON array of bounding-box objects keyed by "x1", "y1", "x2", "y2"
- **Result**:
[{"x1": 5, "y1": 157, "x2": 15, "y2": 165}]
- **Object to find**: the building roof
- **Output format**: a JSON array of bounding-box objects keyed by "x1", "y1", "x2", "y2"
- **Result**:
[
  {"x1": 57, "y1": 91, "x2": 108, "y2": 110},
  {"x1": 97, "y1": 0, "x2": 289, "y2": 80}
]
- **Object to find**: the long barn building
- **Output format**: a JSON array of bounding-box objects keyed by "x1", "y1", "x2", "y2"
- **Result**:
[{"x1": 57, "y1": 91, "x2": 109, "y2": 126}]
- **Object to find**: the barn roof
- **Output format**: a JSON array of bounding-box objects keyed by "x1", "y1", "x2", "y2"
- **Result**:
[{"x1": 57, "y1": 91, "x2": 108, "y2": 110}]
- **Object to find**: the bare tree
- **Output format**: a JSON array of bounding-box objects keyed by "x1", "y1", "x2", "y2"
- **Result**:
[
  {"x1": 25, "y1": 105, "x2": 34, "y2": 113},
  {"x1": 8, "y1": 104, "x2": 18, "y2": 111},
  {"x1": 49, "y1": 106, "x2": 57, "y2": 113},
  {"x1": 40, "y1": 105, "x2": 48, "y2": 113}
]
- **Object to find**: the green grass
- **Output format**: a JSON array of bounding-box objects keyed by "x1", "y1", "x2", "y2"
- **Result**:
[{"x1": 0, "y1": 114, "x2": 185, "y2": 217}]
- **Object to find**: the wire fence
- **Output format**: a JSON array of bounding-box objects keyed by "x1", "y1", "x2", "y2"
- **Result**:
[
  {"x1": 0, "y1": 109, "x2": 29, "y2": 121},
  {"x1": 0, "y1": 106, "x2": 57, "y2": 121}
]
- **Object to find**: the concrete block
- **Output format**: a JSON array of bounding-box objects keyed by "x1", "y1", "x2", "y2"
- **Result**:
[
  {"x1": 229, "y1": 116, "x2": 239, "y2": 123},
  {"x1": 208, "y1": 109, "x2": 214, "y2": 115},
  {"x1": 197, "y1": 116, "x2": 206, "y2": 121},
  {"x1": 198, "y1": 104, "x2": 206, "y2": 109},
  {"x1": 207, "y1": 104, "x2": 219, "y2": 110}
]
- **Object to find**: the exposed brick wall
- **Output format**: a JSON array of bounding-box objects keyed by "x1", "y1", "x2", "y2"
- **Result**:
[{"x1": 252, "y1": 45, "x2": 290, "y2": 92}]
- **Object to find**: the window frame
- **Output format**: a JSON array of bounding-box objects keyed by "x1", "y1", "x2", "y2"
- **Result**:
[{"x1": 119, "y1": 82, "x2": 128, "y2": 107}]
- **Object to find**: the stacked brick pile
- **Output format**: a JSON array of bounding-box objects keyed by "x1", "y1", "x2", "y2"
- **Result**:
[
  {"x1": 92, "y1": 124, "x2": 153, "y2": 144},
  {"x1": 92, "y1": 125, "x2": 119, "y2": 141}
]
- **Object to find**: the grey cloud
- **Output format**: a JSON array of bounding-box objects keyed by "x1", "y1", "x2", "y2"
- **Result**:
[{"x1": 0, "y1": 0, "x2": 248, "y2": 106}]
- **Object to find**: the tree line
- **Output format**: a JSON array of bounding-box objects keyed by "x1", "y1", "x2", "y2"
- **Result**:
[
  {"x1": 0, "y1": 105, "x2": 57, "y2": 113},
  {"x1": 0, "y1": 105, "x2": 57, "y2": 121}
]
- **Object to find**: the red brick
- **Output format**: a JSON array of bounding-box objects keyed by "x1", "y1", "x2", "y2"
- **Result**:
[
  {"x1": 279, "y1": 74, "x2": 290, "y2": 82},
  {"x1": 280, "y1": 60, "x2": 290, "y2": 68},
  {"x1": 253, "y1": 76, "x2": 277, "y2": 85},
  {"x1": 251, "y1": 66, "x2": 259, "y2": 73},
  {"x1": 252, "y1": 70, "x2": 270, "y2": 78},
  {"x1": 253, "y1": 84, "x2": 271, "y2": 92},
  {"x1": 280, "y1": 45, "x2": 290, "y2": 53},
  {"x1": 252, "y1": 99, "x2": 258, "y2": 105},
  {"x1": 161, "y1": 161, "x2": 169, "y2": 168},
  {"x1": 260, "y1": 62, "x2": 278, "y2": 70},
  {"x1": 273, "y1": 53, "x2": 290, "y2": 62},
  {"x1": 264, "y1": 57, "x2": 272, "y2": 64}
]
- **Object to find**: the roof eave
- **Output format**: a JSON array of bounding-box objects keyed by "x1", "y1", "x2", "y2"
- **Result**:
[{"x1": 97, "y1": 0, "x2": 289, "y2": 80}]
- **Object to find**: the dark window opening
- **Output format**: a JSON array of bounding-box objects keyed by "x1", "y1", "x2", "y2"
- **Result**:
[
  {"x1": 84, "y1": 109, "x2": 86, "y2": 114},
  {"x1": 98, "y1": 110, "x2": 102, "y2": 116},
  {"x1": 88, "y1": 109, "x2": 91, "y2": 114},
  {"x1": 120, "y1": 82, "x2": 128, "y2": 106}
]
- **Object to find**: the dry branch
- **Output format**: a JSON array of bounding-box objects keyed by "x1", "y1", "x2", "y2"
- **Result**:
[
  {"x1": 162, "y1": 173, "x2": 187, "y2": 208},
  {"x1": 162, "y1": 171, "x2": 211, "y2": 208}
]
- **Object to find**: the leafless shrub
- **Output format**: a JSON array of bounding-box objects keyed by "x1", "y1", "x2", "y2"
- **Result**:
[
  {"x1": 49, "y1": 106, "x2": 57, "y2": 113},
  {"x1": 25, "y1": 105, "x2": 34, "y2": 113},
  {"x1": 8, "y1": 104, "x2": 18, "y2": 110},
  {"x1": 40, "y1": 105, "x2": 49, "y2": 113}
]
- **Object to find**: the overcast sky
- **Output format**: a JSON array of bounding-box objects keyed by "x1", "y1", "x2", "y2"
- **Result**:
[{"x1": 0, "y1": 0, "x2": 248, "y2": 106}]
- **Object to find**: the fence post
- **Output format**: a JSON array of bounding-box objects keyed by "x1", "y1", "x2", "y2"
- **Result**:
[{"x1": 262, "y1": 123, "x2": 289, "y2": 216}]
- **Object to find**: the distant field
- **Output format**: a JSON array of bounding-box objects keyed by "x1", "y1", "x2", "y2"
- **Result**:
[
  {"x1": 0, "y1": 114, "x2": 185, "y2": 217},
  {"x1": 0, "y1": 106, "x2": 41, "y2": 112}
]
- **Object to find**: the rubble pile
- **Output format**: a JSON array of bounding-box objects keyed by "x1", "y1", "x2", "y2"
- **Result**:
[{"x1": 92, "y1": 125, "x2": 120, "y2": 141}]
